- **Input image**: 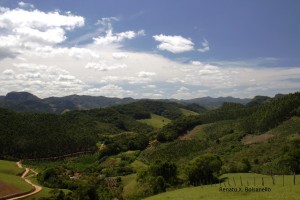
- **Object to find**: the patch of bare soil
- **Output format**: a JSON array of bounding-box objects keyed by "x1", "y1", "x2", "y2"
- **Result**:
[
  {"x1": 242, "y1": 133, "x2": 274, "y2": 145},
  {"x1": 0, "y1": 181, "x2": 22, "y2": 198}
]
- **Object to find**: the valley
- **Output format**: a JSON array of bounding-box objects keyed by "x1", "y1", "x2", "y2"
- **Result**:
[{"x1": 0, "y1": 92, "x2": 299, "y2": 199}]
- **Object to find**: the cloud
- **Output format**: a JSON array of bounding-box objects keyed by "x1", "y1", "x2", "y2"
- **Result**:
[
  {"x1": 142, "y1": 93, "x2": 163, "y2": 98},
  {"x1": 112, "y1": 52, "x2": 128, "y2": 60},
  {"x1": 0, "y1": 6, "x2": 84, "y2": 59},
  {"x1": 95, "y1": 17, "x2": 119, "y2": 27},
  {"x1": 99, "y1": 75, "x2": 155, "y2": 84},
  {"x1": 144, "y1": 85, "x2": 157, "y2": 89},
  {"x1": 198, "y1": 39, "x2": 210, "y2": 52},
  {"x1": 190, "y1": 61, "x2": 204, "y2": 66},
  {"x1": 171, "y1": 86, "x2": 191, "y2": 99},
  {"x1": 0, "y1": 5, "x2": 299, "y2": 99},
  {"x1": 137, "y1": 71, "x2": 156, "y2": 78},
  {"x1": 0, "y1": 63, "x2": 86, "y2": 97},
  {"x1": 85, "y1": 62, "x2": 127, "y2": 71},
  {"x1": 93, "y1": 29, "x2": 145, "y2": 45},
  {"x1": 137, "y1": 29, "x2": 146, "y2": 36},
  {"x1": 0, "y1": 8, "x2": 84, "y2": 33},
  {"x1": 2, "y1": 69, "x2": 15, "y2": 76},
  {"x1": 153, "y1": 34, "x2": 194, "y2": 53},
  {"x1": 83, "y1": 84, "x2": 134, "y2": 98},
  {"x1": 18, "y1": 2, "x2": 35, "y2": 9},
  {"x1": 93, "y1": 17, "x2": 145, "y2": 45},
  {"x1": 0, "y1": 47, "x2": 18, "y2": 60}
]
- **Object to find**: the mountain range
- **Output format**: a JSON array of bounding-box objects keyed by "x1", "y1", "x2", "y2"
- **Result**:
[{"x1": 0, "y1": 91, "x2": 254, "y2": 113}]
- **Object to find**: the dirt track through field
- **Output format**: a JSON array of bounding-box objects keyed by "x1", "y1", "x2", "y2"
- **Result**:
[{"x1": 6, "y1": 161, "x2": 42, "y2": 200}]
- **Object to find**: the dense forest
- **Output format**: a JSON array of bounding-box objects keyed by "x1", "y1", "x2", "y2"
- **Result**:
[
  {"x1": 0, "y1": 92, "x2": 299, "y2": 199},
  {"x1": 0, "y1": 100, "x2": 199, "y2": 159}
]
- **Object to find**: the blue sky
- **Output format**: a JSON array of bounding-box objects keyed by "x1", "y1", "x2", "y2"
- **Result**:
[{"x1": 0, "y1": 0, "x2": 299, "y2": 99}]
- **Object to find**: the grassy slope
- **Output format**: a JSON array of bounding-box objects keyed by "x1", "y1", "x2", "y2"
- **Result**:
[
  {"x1": 138, "y1": 114, "x2": 171, "y2": 128},
  {"x1": 122, "y1": 174, "x2": 140, "y2": 198},
  {"x1": 145, "y1": 173, "x2": 300, "y2": 200},
  {"x1": 180, "y1": 108, "x2": 200, "y2": 116},
  {"x1": 0, "y1": 160, "x2": 34, "y2": 196},
  {"x1": 0, "y1": 160, "x2": 23, "y2": 175}
]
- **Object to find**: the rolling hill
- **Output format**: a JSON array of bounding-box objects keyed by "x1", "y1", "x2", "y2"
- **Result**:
[{"x1": 0, "y1": 91, "x2": 299, "y2": 200}]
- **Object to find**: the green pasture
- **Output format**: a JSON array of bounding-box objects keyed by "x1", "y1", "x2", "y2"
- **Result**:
[
  {"x1": 145, "y1": 173, "x2": 300, "y2": 200},
  {"x1": 138, "y1": 114, "x2": 171, "y2": 128},
  {"x1": 0, "y1": 160, "x2": 23, "y2": 175},
  {"x1": 0, "y1": 160, "x2": 34, "y2": 195},
  {"x1": 180, "y1": 108, "x2": 200, "y2": 116}
]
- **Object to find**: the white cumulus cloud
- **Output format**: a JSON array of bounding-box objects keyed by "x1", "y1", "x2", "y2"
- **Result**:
[
  {"x1": 153, "y1": 34, "x2": 194, "y2": 53},
  {"x1": 0, "y1": 6, "x2": 84, "y2": 59}
]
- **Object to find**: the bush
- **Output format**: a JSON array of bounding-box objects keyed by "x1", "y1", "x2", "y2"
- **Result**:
[{"x1": 186, "y1": 154, "x2": 222, "y2": 186}]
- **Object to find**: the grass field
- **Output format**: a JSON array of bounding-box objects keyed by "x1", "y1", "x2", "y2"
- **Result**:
[
  {"x1": 0, "y1": 160, "x2": 23, "y2": 175},
  {"x1": 180, "y1": 108, "x2": 200, "y2": 116},
  {"x1": 144, "y1": 173, "x2": 300, "y2": 200},
  {"x1": 0, "y1": 160, "x2": 34, "y2": 197},
  {"x1": 138, "y1": 114, "x2": 171, "y2": 128}
]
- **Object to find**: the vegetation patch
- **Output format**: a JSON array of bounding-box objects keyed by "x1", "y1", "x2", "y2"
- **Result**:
[
  {"x1": 180, "y1": 108, "x2": 200, "y2": 116},
  {"x1": 145, "y1": 173, "x2": 300, "y2": 200},
  {"x1": 242, "y1": 133, "x2": 274, "y2": 145},
  {"x1": 138, "y1": 113, "x2": 171, "y2": 128}
]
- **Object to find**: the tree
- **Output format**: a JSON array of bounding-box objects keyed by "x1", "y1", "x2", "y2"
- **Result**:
[
  {"x1": 137, "y1": 160, "x2": 177, "y2": 196},
  {"x1": 187, "y1": 154, "x2": 222, "y2": 186},
  {"x1": 152, "y1": 176, "x2": 166, "y2": 194},
  {"x1": 149, "y1": 160, "x2": 178, "y2": 184}
]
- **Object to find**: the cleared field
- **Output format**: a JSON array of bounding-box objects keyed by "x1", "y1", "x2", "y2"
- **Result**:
[
  {"x1": 0, "y1": 160, "x2": 23, "y2": 175},
  {"x1": 180, "y1": 108, "x2": 200, "y2": 116},
  {"x1": 145, "y1": 173, "x2": 300, "y2": 200},
  {"x1": 138, "y1": 114, "x2": 171, "y2": 128},
  {"x1": 0, "y1": 160, "x2": 34, "y2": 197}
]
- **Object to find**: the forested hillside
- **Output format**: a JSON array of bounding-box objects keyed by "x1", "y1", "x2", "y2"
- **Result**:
[
  {"x1": 0, "y1": 92, "x2": 299, "y2": 200},
  {"x1": 0, "y1": 100, "x2": 200, "y2": 159}
]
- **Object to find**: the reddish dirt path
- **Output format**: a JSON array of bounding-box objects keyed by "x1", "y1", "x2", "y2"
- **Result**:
[{"x1": 7, "y1": 161, "x2": 42, "y2": 200}]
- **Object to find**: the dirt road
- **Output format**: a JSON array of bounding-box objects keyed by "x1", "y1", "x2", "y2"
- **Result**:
[{"x1": 7, "y1": 161, "x2": 42, "y2": 200}]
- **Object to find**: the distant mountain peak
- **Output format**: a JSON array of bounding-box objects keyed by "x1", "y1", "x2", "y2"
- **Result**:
[{"x1": 5, "y1": 91, "x2": 40, "y2": 101}]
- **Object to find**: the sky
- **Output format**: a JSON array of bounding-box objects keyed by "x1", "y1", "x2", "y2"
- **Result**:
[{"x1": 0, "y1": 0, "x2": 299, "y2": 99}]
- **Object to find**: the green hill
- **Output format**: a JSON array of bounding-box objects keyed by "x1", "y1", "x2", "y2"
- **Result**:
[{"x1": 0, "y1": 92, "x2": 299, "y2": 200}]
